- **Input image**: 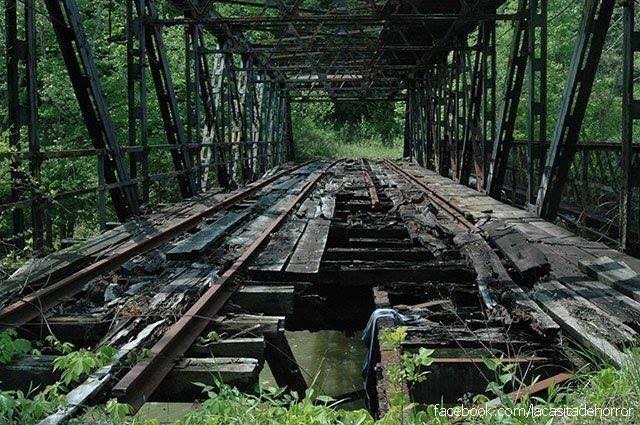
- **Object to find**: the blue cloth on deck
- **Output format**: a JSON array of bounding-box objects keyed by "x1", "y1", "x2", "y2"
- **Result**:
[{"x1": 361, "y1": 308, "x2": 421, "y2": 395}]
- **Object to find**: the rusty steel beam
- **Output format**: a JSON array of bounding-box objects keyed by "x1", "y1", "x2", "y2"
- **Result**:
[
  {"x1": 0, "y1": 163, "x2": 308, "y2": 329},
  {"x1": 113, "y1": 160, "x2": 339, "y2": 409},
  {"x1": 362, "y1": 163, "x2": 380, "y2": 209},
  {"x1": 382, "y1": 160, "x2": 474, "y2": 230}
]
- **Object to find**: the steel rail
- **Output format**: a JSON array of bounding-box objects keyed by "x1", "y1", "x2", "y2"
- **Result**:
[
  {"x1": 361, "y1": 162, "x2": 380, "y2": 210},
  {"x1": 0, "y1": 162, "x2": 311, "y2": 329},
  {"x1": 113, "y1": 160, "x2": 339, "y2": 409},
  {"x1": 382, "y1": 159, "x2": 475, "y2": 230}
]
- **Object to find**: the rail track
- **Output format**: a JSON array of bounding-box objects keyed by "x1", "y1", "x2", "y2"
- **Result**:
[
  {"x1": 0, "y1": 162, "x2": 312, "y2": 328},
  {"x1": 113, "y1": 160, "x2": 339, "y2": 407},
  {"x1": 2, "y1": 159, "x2": 640, "y2": 422}
]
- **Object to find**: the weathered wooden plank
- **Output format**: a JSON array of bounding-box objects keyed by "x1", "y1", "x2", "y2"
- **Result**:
[
  {"x1": 321, "y1": 259, "x2": 475, "y2": 285},
  {"x1": 286, "y1": 219, "x2": 331, "y2": 277},
  {"x1": 166, "y1": 208, "x2": 253, "y2": 260},
  {"x1": 483, "y1": 221, "x2": 550, "y2": 283},
  {"x1": 533, "y1": 280, "x2": 634, "y2": 366},
  {"x1": 579, "y1": 256, "x2": 640, "y2": 302},
  {"x1": 324, "y1": 247, "x2": 434, "y2": 261},
  {"x1": 188, "y1": 337, "x2": 265, "y2": 360},
  {"x1": 230, "y1": 285, "x2": 295, "y2": 315},
  {"x1": 212, "y1": 315, "x2": 285, "y2": 338},
  {"x1": 249, "y1": 219, "x2": 307, "y2": 275}
]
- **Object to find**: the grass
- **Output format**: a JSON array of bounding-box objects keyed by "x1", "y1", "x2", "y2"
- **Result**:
[{"x1": 292, "y1": 114, "x2": 403, "y2": 161}]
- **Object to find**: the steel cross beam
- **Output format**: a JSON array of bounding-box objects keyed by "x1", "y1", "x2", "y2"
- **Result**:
[
  {"x1": 535, "y1": 0, "x2": 615, "y2": 219},
  {"x1": 43, "y1": 0, "x2": 140, "y2": 221}
]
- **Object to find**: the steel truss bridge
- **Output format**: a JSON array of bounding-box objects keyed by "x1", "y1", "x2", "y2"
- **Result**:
[{"x1": 3, "y1": 0, "x2": 640, "y2": 255}]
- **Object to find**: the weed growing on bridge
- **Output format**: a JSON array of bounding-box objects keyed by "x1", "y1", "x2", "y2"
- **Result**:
[{"x1": 1, "y1": 326, "x2": 640, "y2": 424}]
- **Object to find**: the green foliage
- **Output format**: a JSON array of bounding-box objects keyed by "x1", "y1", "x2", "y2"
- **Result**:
[
  {"x1": 0, "y1": 330, "x2": 32, "y2": 365},
  {"x1": 199, "y1": 331, "x2": 221, "y2": 345},
  {"x1": 53, "y1": 345, "x2": 117, "y2": 385},
  {"x1": 379, "y1": 326, "x2": 408, "y2": 350},
  {"x1": 45, "y1": 335, "x2": 75, "y2": 355},
  {"x1": 125, "y1": 347, "x2": 152, "y2": 366},
  {"x1": 105, "y1": 399, "x2": 133, "y2": 424},
  {"x1": 171, "y1": 380, "x2": 375, "y2": 425},
  {"x1": 292, "y1": 102, "x2": 404, "y2": 160}
]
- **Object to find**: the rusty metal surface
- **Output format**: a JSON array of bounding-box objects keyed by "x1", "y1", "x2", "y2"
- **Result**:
[
  {"x1": 113, "y1": 160, "x2": 339, "y2": 408},
  {"x1": 0, "y1": 163, "x2": 308, "y2": 329},
  {"x1": 382, "y1": 159, "x2": 475, "y2": 230},
  {"x1": 362, "y1": 168, "x2": 380, "y2": 210}
]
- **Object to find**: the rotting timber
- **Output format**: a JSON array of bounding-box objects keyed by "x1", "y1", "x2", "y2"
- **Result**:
[
  {"x1": 5, "y1": 0, "x2": 640, "y2": 422},
  {"x1": 4, "y1": 158, "x2": 640, "y2": 421}
]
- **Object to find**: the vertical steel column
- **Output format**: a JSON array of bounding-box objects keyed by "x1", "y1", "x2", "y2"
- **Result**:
[
  {"x1": 425, "y1": 79, "x2": 435, "y2": 170},
  {"x1": 536, "y1": 0, "x2": 615, "y2": 219},
  {"x1": 195, "y1": 30, "x2": 216, "y2": 190},
  {"x1": 482, "y1": 17, "x2": 497, "y2": 185},
  {"x1": 284, "y1": 93, "x2": 294, "y2": 161},
  {"x1": 621, "y1": 0, "x2": 639, "y2": 252},
  {"x1": 139, "y1": 0, "x2": 196, "y2": 197},
  {"x1": 447, "y1": 57, "x2": 459, "y2": 180},
  {"x1": 3, "y1": 0, "x2": 40, "y2": 250},
  {"x1": 486, "y1": 0, "x2": 528, "y2": 197},
  {"x1": 43, "y1": 0, "x2": 139, "y2": 220},
  {"x1": 526, "y1": 0, "x2": 547, "y2": 205},
  {"x1": 6, "y1": 0, "x2": 25, "y2": 249},
  {"x1": 403, "y1": 82, "x2": 413, "y2": 159},
  {"x1": 185, "y1": 23, "x2": 203, "y2": 190},
  {"x1": 460, "y1": 34, "x2": 484, "y2": 188},
  {"x1": 127, "y1": 0, "x2": 149, "y2": 203},
  {"x1": 210, "y1": 40, "x2": 230, "y2": 188},
  {"x1": 25, "y1": 0, "x2": 41, "y2": 252}
]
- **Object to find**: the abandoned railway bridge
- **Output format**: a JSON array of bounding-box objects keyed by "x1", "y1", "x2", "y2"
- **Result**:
[{"x1": 2, "y1": 0, "x2": 640, "y2": 422}]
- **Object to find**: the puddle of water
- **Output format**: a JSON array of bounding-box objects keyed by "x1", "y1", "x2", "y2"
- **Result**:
[
  {"x1": 261, "y1": 330, "x2": 367, "y2": 409},
  {"x1": 136, "y1": 330, "x2": 368, "y2": 422}
]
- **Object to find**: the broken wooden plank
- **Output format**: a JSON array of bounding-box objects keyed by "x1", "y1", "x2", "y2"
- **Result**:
[
  {"x1": 483, "y1": 221, "x2": 550, "y2": 283},
  {"x1": 151, "y1": 357, "x2": 260, "y2": 401},
  {"x1": 40, "y1": 320, "x2": 164, "y2": 425},
  {"x1": 453, "y1": 233, "x2": 558, "y2": 336}
]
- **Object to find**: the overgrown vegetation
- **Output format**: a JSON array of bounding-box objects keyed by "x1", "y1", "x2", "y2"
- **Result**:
[
  {"x1": 1, "y1": 328, "x2": 639, "y2": 424},
  {"x1": 292, "y1": 101, "x2": 404, "y2": 160}
]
